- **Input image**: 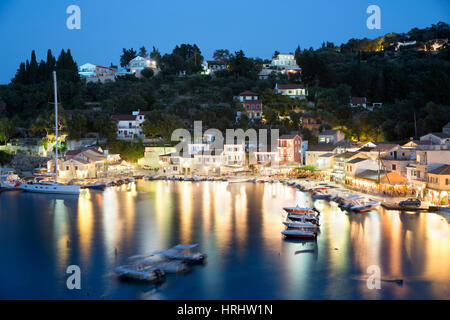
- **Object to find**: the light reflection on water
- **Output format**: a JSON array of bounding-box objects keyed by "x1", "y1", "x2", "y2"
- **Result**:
[{"x1": 0, "y1": 181, "x2": 448, "y2": 299}]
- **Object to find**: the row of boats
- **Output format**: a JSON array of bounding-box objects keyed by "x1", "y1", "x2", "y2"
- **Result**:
[
  {"x1": 281, "y1": 206, "x2": 321, "y2": 239},
  {"x1": 282, "y1": 180, "x2": 381, "y2": 213},
  {"x1": 0, "y1": 168, "x2": 143, "y2": 195},
  {"x1": 114, "y1": 244, "x2": 206, "y2": 283}
]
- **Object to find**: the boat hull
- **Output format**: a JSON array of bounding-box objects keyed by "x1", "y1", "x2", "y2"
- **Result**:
[
  {"x1": 19, "y1": 183, "x2": 80, "y2": 195},
  {"x1": 282, "y1": 230, "x2": 317, "y2": 239}
]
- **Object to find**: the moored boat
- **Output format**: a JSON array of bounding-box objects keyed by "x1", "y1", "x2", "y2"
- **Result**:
[
  {"x1": 0, "y1": 168, "x2": 21, "y2": 190},
  {"x1": 19, "y1": 180, "x2": 81, "y2": 195},
  {"x1": 282, "y1": 220, "x2": 319, "y2": 229},
  {"x1": 283, "y1": 206, "x2": 318, "y2": 215},
  {"x1": 282, "y1": 228, "x2": 317, "y2": 239},
  {"x1": 350, "y1": 200, "x2": 381, "y2": 212},
  {"x1": 156, "y1": 244, "x2": 206, "y2": 264},
  {"x1": 114, "y1": 265, "x2": 165, "y2": 282}
]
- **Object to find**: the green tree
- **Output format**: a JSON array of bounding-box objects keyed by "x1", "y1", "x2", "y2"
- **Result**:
[
  {"x1": 120, "y1": 48, "x2": 137, "y2": 68},
  {"x1": 141, "y1": 67, "x2": 154, "y2": 79},
  {"x1": 0, "y1": 118, "x2": 15, "y2": 144},
  {"x1": 142, "y1": 111, "x2": 185, "y2": 141},
  {"x1": 138, "y1": 46, "x2": 148, "y2": 58}
]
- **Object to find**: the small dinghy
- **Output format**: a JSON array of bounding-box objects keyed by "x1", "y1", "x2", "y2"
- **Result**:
[
  {"x1": 114, "y1": 265, "x2": 165, "y2": 282},
  {"x1": 156, "y1": 244, "x2": 206, "y2": 264}
]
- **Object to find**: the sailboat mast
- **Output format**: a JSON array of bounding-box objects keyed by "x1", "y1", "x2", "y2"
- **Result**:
[{"x1": 53, "y1": 71, "x2": 58, "y2": 183}]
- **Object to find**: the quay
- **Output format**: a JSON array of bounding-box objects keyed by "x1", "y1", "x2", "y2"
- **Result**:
[{"x1": 380, "y1": 202, "x2": 438, "y2": 212}]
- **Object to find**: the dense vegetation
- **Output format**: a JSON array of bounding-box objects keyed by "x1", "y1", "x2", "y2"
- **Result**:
[{"x1": 0, "y1": 22, "x2": 449, "y2": 152}]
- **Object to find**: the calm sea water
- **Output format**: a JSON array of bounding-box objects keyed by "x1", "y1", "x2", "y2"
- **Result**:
[{"x1": 0, "y1": 181, "x2": 448, "y2": 300}]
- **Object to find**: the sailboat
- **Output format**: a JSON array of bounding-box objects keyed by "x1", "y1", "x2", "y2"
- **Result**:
[{"x1": 18, "y1": 71, "x2": 80, "y2": 195}]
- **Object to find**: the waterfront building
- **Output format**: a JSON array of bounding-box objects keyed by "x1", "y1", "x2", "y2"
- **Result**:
[
  {"x1": 345, "y1": 158, "x2": 379, "y2": 179},
  {"x1": 254, "y1": 145, "x2": 279, "y2": 173},
  {"x1": 112, "y1": 110, "x2": 149, "y2": 139},
  {"x1": 192, "y1": 149, "x2": 223, "y2": 175},
  {"x1": 138, "y1": 146, "x2": 176, "y2": 170},
  {"x1": 350, "y1": 169, "x2": 409, "y2": 193},
  {"x1": 318, "y1": 129, "x2": 345, "y2": 145},
  {"x1": 223, "y1": 144, "x2": 246, "y2": 167},
  {"x1": 379, "y1": 146, "x2": 414, "y2": 177},
  {"x1": 275, "y1": 83, "x2": 307, "y2": 99},
  {"x1": 159, "y1": 152, "x2": 194, "y2": 175},
  {"x1": 47, "y1": 147, "x2": 123, "y2": 180},
  {"x1": 78, "y1": 63, "x2": 117, "y2": 83},
  {"x1": 406, "y1": 147, "x2": 450, "y2": 198},
  {"x1": 277, "y1": 134, "x2": 302, "y2": 164},
  {"x1": 426, "y1": 164, "x2": 450, "y2": 204},
  {"x1": 331, "y1": 151, "x2": 367, "y2": 183},
  {"x1": 305, "y1": 144, "x2": 337, "y2": 168}
]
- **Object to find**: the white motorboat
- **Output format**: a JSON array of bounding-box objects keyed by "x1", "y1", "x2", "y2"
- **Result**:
[
  {"x1": 155, "y1": 244, "x2": 206, "y2": 264},
  {"x1": 0, "y1": 168, "x2": 21, "y2": 190},
  {"x1": 287, "y1": 213, "x2": 320, "y2": 225},
  {"x1": 282, "y1": 228, "x2": 317, "y2": 239},
  {"x1": 350, "y1": 200, "x2": 381, "y2": 212},
  {"x1": 19, "y1": 181, "x2": 80, "y2": 195},
  {"x1": 283, "y1": 220, "x2": 319, "y2": 229}
]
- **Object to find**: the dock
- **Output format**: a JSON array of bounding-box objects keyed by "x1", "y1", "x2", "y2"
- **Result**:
[{"x1": 381, "y1": 202, "x2": 437, "y2": 212}]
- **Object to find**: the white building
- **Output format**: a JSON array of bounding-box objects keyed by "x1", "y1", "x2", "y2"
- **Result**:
[
  {"x1": 128, "y1": 56, "x2": 158, "y2": 77},
  {"x1": 202, "y1": 60, "x2": 226, "y2": 75},
  {"x1": 271, "y1": 53, "x2": 298, "y2": 69},
  {"x1": 112, "y1": 110, "x2": 149, "y2": 139},
  {"x1": 78, "y1": 63, "x2": 117, "y2": 83},
  {"x1": 223, "y1": 144, "x2": 246, "y2": 166},
  {"x1": 275, "y1": 83, "x2": 307, "y2": 99}
]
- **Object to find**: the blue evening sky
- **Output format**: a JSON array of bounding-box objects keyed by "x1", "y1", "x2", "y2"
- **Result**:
[{"x1": 0, "y1": 0, "x2": 449, "y2": 84}]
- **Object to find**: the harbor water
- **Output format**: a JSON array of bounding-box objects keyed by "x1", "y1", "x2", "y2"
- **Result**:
[{"x1": 0, "y1": 180, "x2": 448, "y2": 299}]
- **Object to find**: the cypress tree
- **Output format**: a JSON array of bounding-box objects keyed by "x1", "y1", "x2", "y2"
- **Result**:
[
  {"x1": 13, "y1": 62, "x2": 27, "y2": 84},
  {"x1": 29, "y1": 50, "x2": 39, "y2": 84},
  {"x1": 25, "y1": 60, "x2": 30, "y2": 84},
  {"x1": 46, "y1": 49, "x2": 56, "y2": 76}
]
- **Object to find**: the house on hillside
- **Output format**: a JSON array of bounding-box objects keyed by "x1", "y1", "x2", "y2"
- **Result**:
[
  {"x1": 350, "y1": 97, "x2": 367, "y2": 108},
  {"x1": 111, "y1": 110, "x2": 149, "y2": 139},
  {"x1": 128, "y1": 56, "x2": 158, "y2": 77},
  {"x1": 78, "y1": 63, "x2": 117, "y2": 83},
  {"x1": 275, "y1": 83, "x2": 307, "y2": 99},
  {"x1": 236, "y1": 91, "x2": 263, "y2": 120},
  {"x1": 271, "y1": 53, "x2": 298, "y2": 69},
  {"x1": 318, "y1": 130, "x2": 345, "y2": 145},
  {"x1": 202, "y1": 60, "x2": 226, "y2": 75},
  {"x1": 420, "y1": 132, "x2": 450, "y2": 145}
]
